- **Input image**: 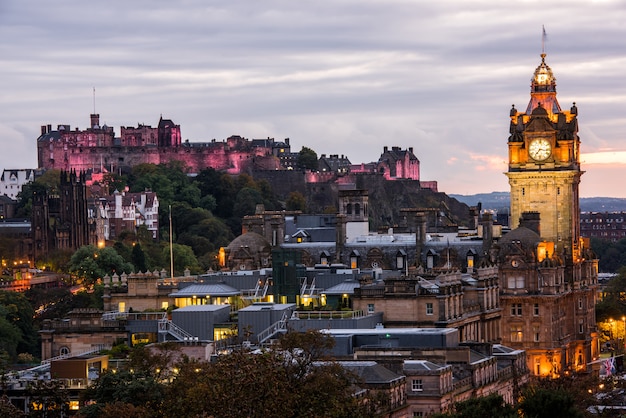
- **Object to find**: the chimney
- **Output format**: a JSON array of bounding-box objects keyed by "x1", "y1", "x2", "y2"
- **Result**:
[
  {"x1": 383, "y1": 146, "x2": 388, "y2": 153},
  {"x1": 519, "y1": 211, "x2": 541, "y2": 236},
  {"x1": 480, "y1": 213, "x2": 494, "y2": 255},
  {"x1": 41, "y1": 125, "x2": 47, "y2": 135},
  {"x1": 415, "y1": 212, "x2": 427, "y2": 267},
  {"x1": 285, "y1": 138, "x2": 290, "y2": 146},
  {"x1": 335, "y1": 214, "x2": 346, "y2": 264},
  {"x1": 409, "y1": 147, "x2": 413, "y2": 154}
]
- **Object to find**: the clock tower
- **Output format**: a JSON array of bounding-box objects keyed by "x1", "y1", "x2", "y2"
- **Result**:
[
  {"x1": 506, "y1": 53, "x2": 582, "y2": 264},
  {"x1": 501, "y1": 53, "x2": 599, "y2": 376}
]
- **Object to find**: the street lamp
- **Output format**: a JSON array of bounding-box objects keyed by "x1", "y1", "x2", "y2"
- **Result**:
[{"x1": 609, "y1": 319, "x2": 616, "y2": 353}]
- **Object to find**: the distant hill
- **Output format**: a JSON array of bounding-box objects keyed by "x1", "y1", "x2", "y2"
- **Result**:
[{"x1": 450, "y1": 192, "x2": 626, "y2": 213}]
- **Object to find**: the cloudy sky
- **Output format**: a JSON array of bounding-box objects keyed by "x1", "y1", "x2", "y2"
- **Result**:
[{"x1": 2, "y1": 0, "x2": 626, "y2": 197}]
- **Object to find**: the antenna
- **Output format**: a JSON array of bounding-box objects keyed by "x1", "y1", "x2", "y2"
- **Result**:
[{"x1": 541, "y1": 25, "x2": 547, "y2": 54}]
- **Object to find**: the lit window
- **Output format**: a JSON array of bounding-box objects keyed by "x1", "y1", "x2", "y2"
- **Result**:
[{"x1": 510, "y1": 326, "x2": 523, "y2": 342}]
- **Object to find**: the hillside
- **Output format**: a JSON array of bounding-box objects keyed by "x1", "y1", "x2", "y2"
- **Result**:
[{"x1": 450, "y1": 192, "x2": 626, "y2": 213}]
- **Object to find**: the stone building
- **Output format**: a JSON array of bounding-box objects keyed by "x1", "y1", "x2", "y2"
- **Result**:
[
  {"x1": 499, "y1": 53, "x2": 599, "y2": 376},
  {"x1": 37, "y1": 114, "x2": 282, "y2": 174},
  {"x1": 0, "y1": 169, "x2": 36, "y2": 200},
  {"x1": 31, "y1": 170, "x2": 95, "y2": 262},
  {"x1": 92, "y1": 189, "x2": 160, "y2": 241}
]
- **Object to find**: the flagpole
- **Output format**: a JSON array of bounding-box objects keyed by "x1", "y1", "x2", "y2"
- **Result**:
[{"x1": 169, "y1": 205, "x2": 174, "y2": 278}]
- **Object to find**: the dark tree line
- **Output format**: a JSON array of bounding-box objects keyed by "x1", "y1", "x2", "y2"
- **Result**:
[{"x1": 76, "y1": 331, "x2": 380, "y2": 418}]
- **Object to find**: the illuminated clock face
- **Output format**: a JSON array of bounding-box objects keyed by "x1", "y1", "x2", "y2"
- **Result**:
[{"x1": 528, "y1": 138, "x2": 551, "y2": 161}]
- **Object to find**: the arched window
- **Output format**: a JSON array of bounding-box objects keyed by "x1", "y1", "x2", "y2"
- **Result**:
[
  {"x1": 346, "y1": 203, "x2": 352, "y2": 215},
  {"x1": 355, "y1": 203, "x2": 361, "y2": 216}
]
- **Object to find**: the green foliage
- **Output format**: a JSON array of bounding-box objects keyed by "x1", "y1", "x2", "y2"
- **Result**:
[
  {"x1": 0, "y1": 291, "x2": 37, "y2": 358},
  {"x1": 596, "y1": 267, "x2": 626, "y2": 321},
  {"x1": 131, "y1": 243, "x2": 148, "y2": 272},
  {"x1": 286, "y1": 191, "x2": 307, "y2": 212},
  {"x1": 297, "y1": 146, "x2": 319, "y2": 170},
  {"x1": 79, "y1": 369, "x2": 165, "y2": 418},
  {"x1": 68, "y1": 245, "x2": 133, "y2": 285},
  {"x1": 432, "y1": 393, "x2": 516, "y2": 418},
  {"x1": 15, "y1": 169, "x2": 61, "y2": 218},
  {"x1": 162, "y1": 330, "x2": 375, "y2": 418},
  {"x1": 101, "y1": 172, "x2": 127, "y2": 194},
  {"x1": 519, "y1": 386, "x2": 585, "y2": 418},
  {"x1": 233, "y1": 187, "x2": 264, "y2": 219},
  {"x1": 0, "y1": 395, "x2": 25, "y2": 417},
  {"x1": 162, "y1": 243, "x2": 202, "y2": 275},
  {"x1": 27, "y1": 379, "x2": 70, "y2": 418},
  {"x1": 591, "y1": 237, "x2": 626, "y2": 272}
]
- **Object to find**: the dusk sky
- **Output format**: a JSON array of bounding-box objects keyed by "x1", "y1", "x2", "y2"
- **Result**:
[{"x1": 2, "y1": 1, "x2": 626, "y2": 197}]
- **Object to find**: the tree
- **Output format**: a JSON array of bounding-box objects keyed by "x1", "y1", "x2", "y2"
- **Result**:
[
  {"x1": 297, "y1": 146, "x2": 318, "y2": 171},
  {"x1": 78, "y1": 369, "x2": 165, "y2": 418},
  {"x1": 162, "y1": 330, "x2": 376, "y2": 418},
  {"x1": 27, "y1": 379, "x2": 70, "y2": 418},
  {"x1": 286, "y1": 191, "x2": 306, "y2": 212},
  {"x1": 131, "y1": 243, "x2": 147, "y2": 272},
  {"x1": 0, "y1": 291, "x2": 37, "y2": 357},
  {"x1": 0, "y1": 395, "x2": 24, "y2": 417},
  {"x1": 162, "y1": 243, "x2": 201, "y2": 276},
  {"x1": 432, "y1": 394, "x2": 516, "y2": 418},
  {"x1": 68, "y1": 245, "x2": 134, "y2": 286},
  {"x1": 518, "y1": 386, "x2": 585, "y2": 418}
]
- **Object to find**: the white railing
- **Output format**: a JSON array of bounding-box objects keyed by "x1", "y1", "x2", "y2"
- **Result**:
[
  {"x1": 257, "y1": 311, "x2": 289, "y2": 345},
  {"x1": 158, "y1": 318, "x2": 194, "y2": 341}
]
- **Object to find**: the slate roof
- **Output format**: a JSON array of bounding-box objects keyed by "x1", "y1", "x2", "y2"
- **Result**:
[{"x1": 170, "y1": 283, "x2": 239, "y2": 297}]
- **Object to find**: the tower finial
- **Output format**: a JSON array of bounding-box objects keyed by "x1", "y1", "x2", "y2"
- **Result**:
[
  {"x1": 93, "y1": 87, "x2": 96, "y2": 114},
  {"x1": 541, "y1": 25, "x2": 547, "y2": 55}
]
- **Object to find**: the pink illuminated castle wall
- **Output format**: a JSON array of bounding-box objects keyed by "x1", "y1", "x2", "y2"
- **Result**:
[
  {"x1": 37, "y1": 114, "x2": 281, "y2": 174},
  {"x1": 36, "y1": 113, "x2": 435, "y2": 190}
]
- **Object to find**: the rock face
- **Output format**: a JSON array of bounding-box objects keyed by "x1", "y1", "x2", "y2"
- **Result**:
[{"x1": 252, "y1": 170, "x2": 471, "y2": 231}]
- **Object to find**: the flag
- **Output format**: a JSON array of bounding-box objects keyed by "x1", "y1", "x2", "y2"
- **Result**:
[{"x1": 604, "y1": 356, "x2": 615, "y2": 376}]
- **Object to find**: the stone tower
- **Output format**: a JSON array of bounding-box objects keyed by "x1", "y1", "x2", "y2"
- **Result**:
[
  {"x1": 506, "y1": 53, "x2": 582, "y2": 265},
  {"x1": 500, "y1": 53, "x2": 599, "y2": 377}
]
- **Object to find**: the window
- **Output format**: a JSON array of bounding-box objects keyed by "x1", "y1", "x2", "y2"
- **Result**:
[
  {"x1": 507, "y1": 276, "x2": 525, "y2": 289},
  {"x1": 578, "y1": 298, "x2": 583, "y2": 310},
  {"x1": 533, "y1": 326, "x2": 540, "y2": 342},
  {"x1": 426, "y1": 303, "x2": 434, "y2": 315},
  {"x1": 367, "y1": 304, "x2": 375, "y2": 314},
  {"x1": 411, "y1": 379, "x2": 423, "y2": 392},
  {"x1": 413, "y1": 413, "x2": 424, "y2": 417},
  {"x1": 510, "y1": 325, "x2": 523, "y2": 342},
  {"x1": 59, "y1": 346, "x2": 71, "y2": 356},
  {"x1": 511, "y1": 303, "x2": 522, "y2": 316},
  {"x1": 579, "y1": 319, "x2": 584, "y2": 334},
  {"x1": 533, "y1": 303, "x2": 539, "y2": 316}
]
